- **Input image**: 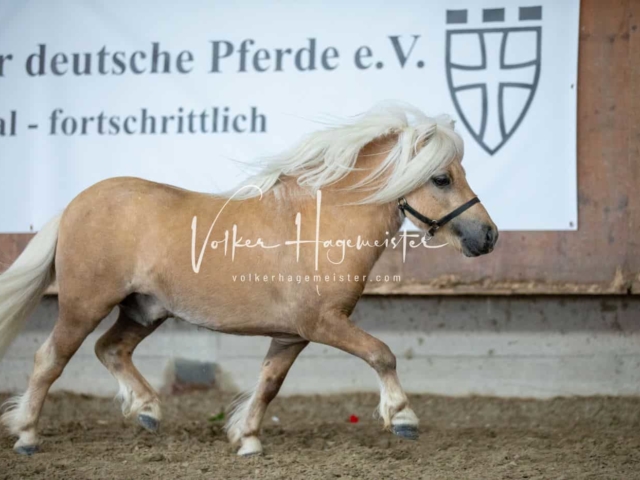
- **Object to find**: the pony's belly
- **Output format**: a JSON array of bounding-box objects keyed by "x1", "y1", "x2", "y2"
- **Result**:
[{"x1": 168, "y1": 296, "x2": 306, "y2": 337}]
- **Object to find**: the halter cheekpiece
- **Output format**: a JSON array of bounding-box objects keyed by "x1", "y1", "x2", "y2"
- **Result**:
[{"x1": 397, "y1": 196, "x2": 481, "y2": 237}]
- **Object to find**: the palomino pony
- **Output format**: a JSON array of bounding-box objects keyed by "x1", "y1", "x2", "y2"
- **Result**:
[{"x1": 0, "y1": 103, "x2": 497, "y2": 456}]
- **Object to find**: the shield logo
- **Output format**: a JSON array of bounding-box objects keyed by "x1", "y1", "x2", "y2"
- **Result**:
[{"x1": 445, "y1": 11, "x2": 542, "y2": 155}]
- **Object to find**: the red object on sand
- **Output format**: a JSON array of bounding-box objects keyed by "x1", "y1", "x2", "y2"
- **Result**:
[{"x1": 349, "y1": 415, "x2": 359, "y2": 423}]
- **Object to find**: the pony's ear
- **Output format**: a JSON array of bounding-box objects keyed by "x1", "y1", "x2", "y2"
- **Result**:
[{"x1": 434, "y1": 114, "x2": 456, "y2": 130}]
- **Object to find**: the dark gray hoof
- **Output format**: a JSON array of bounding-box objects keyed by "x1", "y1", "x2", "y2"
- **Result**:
[
  {"x1": 137, "y1": 414, "x2": 159, "y2": 432},
  {"x1": 392, "y1": 424, "x2": 419, "y2": 440},
  {"x1": 15, "y1": 445, "x2": 39, "y2": 456},
  {"x1": 239, "y1": 451, "x2": 262, "y2": 458}
]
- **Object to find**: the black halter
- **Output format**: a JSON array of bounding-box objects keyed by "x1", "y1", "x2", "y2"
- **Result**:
[{"x1": 398, "y1": 196, "x2": 481, "y2": 237}]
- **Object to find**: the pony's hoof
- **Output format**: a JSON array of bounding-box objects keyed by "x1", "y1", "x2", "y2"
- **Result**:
[
  {"x1": 15, "y1": 444, "x2": 39, "y2": 456},
  {"x1": 137, "y1": 414, "x2": 160, "y2": 432},
  {"x1": 237, "y1": 436, "x2": 263, "y2": 457},
  {"x1": 239, "y1": 450, "x2": 262, "y2": 458},
  {"x1": 392, "y1": 424, "x2": 419, "y2": 440}
]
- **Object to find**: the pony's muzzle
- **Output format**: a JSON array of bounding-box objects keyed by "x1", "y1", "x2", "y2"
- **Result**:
[{"x1": 459, "y1": 222, "x2": 499, "y2": 257}]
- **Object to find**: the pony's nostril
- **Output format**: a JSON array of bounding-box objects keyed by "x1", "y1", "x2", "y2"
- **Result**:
[{"x1": 484, "y1": 225, "x2": 497, "y2": 246}]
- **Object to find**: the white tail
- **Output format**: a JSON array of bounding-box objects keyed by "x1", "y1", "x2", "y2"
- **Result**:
[{"x1": 0, "y1": 215, "x2": 61, "y2": 360}]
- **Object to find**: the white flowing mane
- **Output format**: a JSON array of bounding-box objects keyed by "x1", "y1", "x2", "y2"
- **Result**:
[{"x1": 230, "y1": 102, "x2": 464, "y2": 204}]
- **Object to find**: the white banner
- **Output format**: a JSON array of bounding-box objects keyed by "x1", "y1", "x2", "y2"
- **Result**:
[{"x1": 0, "y1": 0, "x2": 579, "y2": 233}]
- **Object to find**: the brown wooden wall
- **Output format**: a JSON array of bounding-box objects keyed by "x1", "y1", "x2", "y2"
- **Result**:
[
  {"x1": 367, "y1": 0, "x2": 640, "y2": 295},
  {"x1": 1, "y1": 0, "x2": 638, "y2": 295}
]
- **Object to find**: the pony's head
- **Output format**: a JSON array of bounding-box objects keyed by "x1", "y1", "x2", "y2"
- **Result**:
[
  {"x1": 386, "y1": 109, "x2": 497, "y2": 257},
  {"x1": 401, "y1": 154, "x2": 498, "y2": 257},
  {"x1": 232, "y1": 102, "x2": 498, "y2": 257}
]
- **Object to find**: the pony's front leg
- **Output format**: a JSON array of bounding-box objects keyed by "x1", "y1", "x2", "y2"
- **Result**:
[
  {"x1": 226, "y1": 337, "x2": 308, "y2": 456},
  {"x1": 303, "y1": 311, "x2": 419, "y2": 439}
]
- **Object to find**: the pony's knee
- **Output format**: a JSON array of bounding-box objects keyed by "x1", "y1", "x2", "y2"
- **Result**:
[
  {"x1": 32, "y1": 338, "x2": 65, "y2": 382},
  {"x1": 368, "y1": 343, "x2": 396, "y2": 373}
]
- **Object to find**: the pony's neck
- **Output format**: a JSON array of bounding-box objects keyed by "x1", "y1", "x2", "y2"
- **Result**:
[
  {"x1": 276, "y1": 133, "x2": 400, "y2": 205},
  {"x1": 323, "y1": 134, "x2": 405, "y2": 245},
  {"x1": 330, "y1": 134, "x2": 400, "y2": 203},
  {"x1": 273, "y1": 134, "x2": 405, "y2": 265}
]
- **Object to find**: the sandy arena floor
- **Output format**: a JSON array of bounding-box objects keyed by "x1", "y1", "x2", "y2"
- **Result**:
[{"x1": 1, "y1": 391, "x2": 639, "y2": 479}]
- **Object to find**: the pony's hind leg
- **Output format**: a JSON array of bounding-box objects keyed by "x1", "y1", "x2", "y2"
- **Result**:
[
  {"x1": 304, "y1": 311, "x2": 419, "y2": 440},
  {"x1": 226, "y1": 337, "x2": 308, "y2": 456},
  {"x1": 1, "y1": 300, "x2": 110, "y2": 454},
  {"x1": 95, "y1": 309, "x2": 165, "y2": 431}
]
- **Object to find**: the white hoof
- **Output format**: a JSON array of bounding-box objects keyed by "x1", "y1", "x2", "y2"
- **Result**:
[
  {"x1": 391, "y1": 407, "x2": 419, "y2": 427},
  {"x1": 391, "y1": 408, "x2": 420, "y2": 440},
  {"x1": 13, "y1": 432, "x2": 40, "y2": 455},
  {"x1": 237, "y1": 436, "x2": 263, "y2": 456}
]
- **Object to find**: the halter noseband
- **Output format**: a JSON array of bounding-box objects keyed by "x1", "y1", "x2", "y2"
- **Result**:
[{"x1": 398, "y1": 196, "x2": 481, "y2": 237}]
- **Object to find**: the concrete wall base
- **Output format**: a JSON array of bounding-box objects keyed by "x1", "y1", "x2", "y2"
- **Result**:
[{"x1": 1, "y1": 296, "x2": 639, "y2": 398}]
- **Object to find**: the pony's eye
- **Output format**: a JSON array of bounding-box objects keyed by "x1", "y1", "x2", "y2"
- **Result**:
[{"x1": 432, "y1": 175, "x2": 451, "y2": 188}]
